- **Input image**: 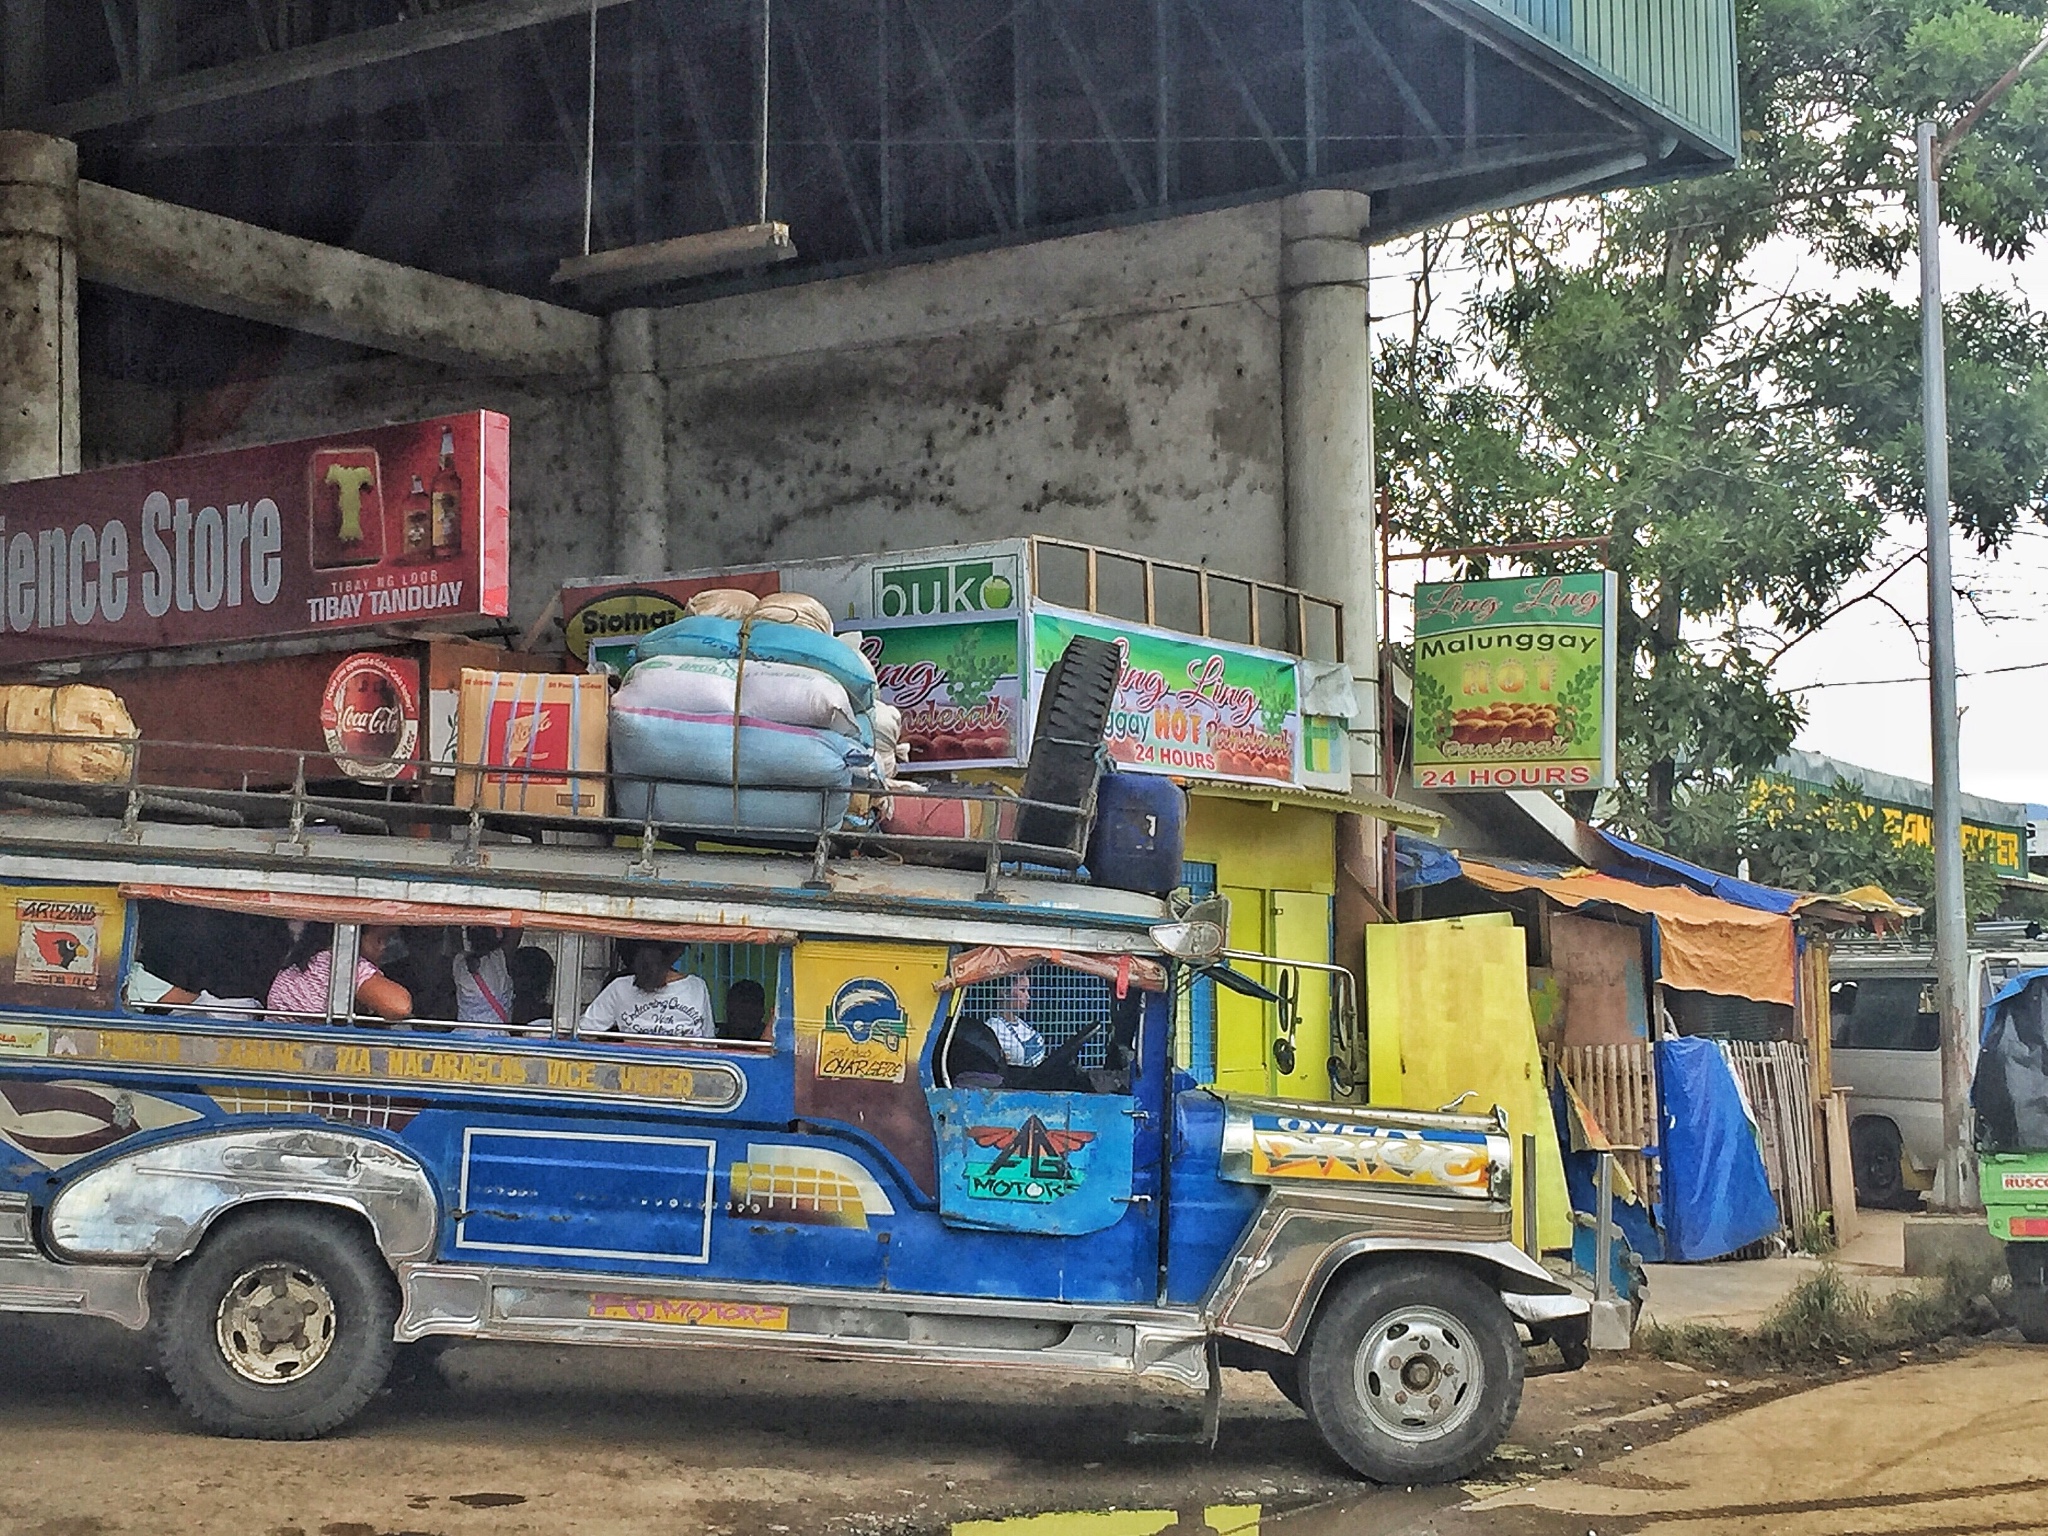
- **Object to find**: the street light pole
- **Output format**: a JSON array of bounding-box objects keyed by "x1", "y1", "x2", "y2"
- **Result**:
[
  {"x1": 1918, "y1": 26, "x2": 2048, "y2": 1211},
  {"x1": 1916, "y1": 120, "x2": 1971, "y2": 1211}
]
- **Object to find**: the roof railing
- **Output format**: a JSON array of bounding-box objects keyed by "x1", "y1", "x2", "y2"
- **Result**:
[{"x1": 0, "y1": 727, "x2": 1104, "y2": 900}]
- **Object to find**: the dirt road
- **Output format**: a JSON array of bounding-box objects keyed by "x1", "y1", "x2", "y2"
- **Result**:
[
  {"x1": 1401, "y1": 1342, "x2": 2048, "y2": 1536},
  {"x1": 0, "y1": 1315, "x2": 1703, "y2": 1536}
]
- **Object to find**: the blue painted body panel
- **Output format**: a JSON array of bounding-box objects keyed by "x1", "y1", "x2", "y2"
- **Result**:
[
  {"x1": 0, "y1": 939, "x2": 1255, "y2": 1311},
  {"x1": 1165, "y1": 1083, "x2": 1264, "y2": 1305}
]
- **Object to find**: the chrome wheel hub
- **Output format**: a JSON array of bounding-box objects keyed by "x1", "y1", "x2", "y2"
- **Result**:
[
  {"x1": 216, "y1": 1263, "x2": 338, "y2": 1385},
  {"x1": 1353, "y1": 1305, "x2": 1484, "y2": 1443}
]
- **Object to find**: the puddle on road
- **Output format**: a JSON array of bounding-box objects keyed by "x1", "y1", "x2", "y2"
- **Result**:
[
  {"x1": 953, "y1": 1508, "x2": 1264, "y2": 1535},
  {"x1": 943, "y1": 1480, "x2": 1472, "y2": 1536}
]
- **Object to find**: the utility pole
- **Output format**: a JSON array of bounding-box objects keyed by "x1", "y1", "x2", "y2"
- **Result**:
[{"x1": 1919, "y1": 26, "x2": 2048, "y2": 1211}]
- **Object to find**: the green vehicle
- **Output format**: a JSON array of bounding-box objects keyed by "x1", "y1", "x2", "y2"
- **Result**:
[
  {"x1": 1983, "y1": 1151, "x2": 2048, "y2": 1342},
  {"x1": 1974, "y1": 970, "x2": 2048, "y2": 1343}
]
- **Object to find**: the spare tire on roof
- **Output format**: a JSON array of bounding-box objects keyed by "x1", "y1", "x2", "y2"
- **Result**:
[{"x1": 1015, "y1": 636, "x2": 1121, "y2": 856}]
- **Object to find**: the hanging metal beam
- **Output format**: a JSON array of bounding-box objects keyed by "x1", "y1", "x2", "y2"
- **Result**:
[
  {"x1": 901, "y1": 0, "x2": 1011, "y2": 233},
  {"x1": 651, "y1": 2, "x2": 742, "y2": 230},
  {"x1": 1153, "y1": 0, "x2": 1173, "y2": 204},
  {"x1": 1045, "y1": 0, "x2": 1148, "y2": 208},
  {"x1": 95, "y1": 0, "x2": 135, "y2": 89},
  {"x1": 1012, "y1": 0, "x2": 1036, "y2": 226},
  {"x1": 1179, "y1": 0, "x2": 1295, "y2": 180},
  {"x1": 522, "y1": 27, "x2": 619, "y2": 249},
  {"x1": 16, "y1": 0, "x2": 640, "y2": 136},
  {"x1": 1331, "y1": 0, "x2": 1450, "y2": 154},
  {"x1": 784, "y1": 10, "x2": 877, "y2": 254}
]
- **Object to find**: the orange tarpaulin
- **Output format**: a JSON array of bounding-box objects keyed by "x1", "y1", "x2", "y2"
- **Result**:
[
  {"x1": 1455, "y1": 860, "x2": 1796, "y2": 1006},
  {"x1": 936, "y1": 945, "x2": 1168, "y2": 994}
]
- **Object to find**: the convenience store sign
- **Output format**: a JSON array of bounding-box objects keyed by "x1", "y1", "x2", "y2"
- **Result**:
[
  {"x1": 1410, "y1": 572, "x2": 1617, "y2": 791},
  {"x1": 1031, "y1": 606, "x2": 1299, "y2": 786}
]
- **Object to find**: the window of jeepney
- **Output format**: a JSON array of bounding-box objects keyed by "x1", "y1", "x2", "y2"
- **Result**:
[
  {"x1": 938, "y1": 949, "x2": 1165, "y2": 1088},
  {"x1": 569, "y1": 938, "x2": 783, "y2": 1045}
]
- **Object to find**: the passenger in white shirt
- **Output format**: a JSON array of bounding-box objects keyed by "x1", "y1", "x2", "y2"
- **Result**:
[
  {"x1": 579, "y1": 942, "x2": 714, "y2": 1040},
  {"x1": 984, "y1": 972, "x2": 1047, "y2": 1068}
]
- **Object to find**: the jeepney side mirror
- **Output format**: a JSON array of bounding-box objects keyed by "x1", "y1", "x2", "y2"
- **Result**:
[{"x1": 1150, "y1": 894, "x2": 1229, "y2": 964}]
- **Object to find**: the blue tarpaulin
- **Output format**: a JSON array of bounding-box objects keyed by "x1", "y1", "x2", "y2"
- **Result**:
[
  {"x1": 1656, "y1": 1037, "x2": 1780, "y2": 1261},
  {"x1": 1393, "y1": 831, "x2": 1464, "y2": 892},
  {"x1": 1595, "y1": 830, "x2": 1800, "y2": 915}
]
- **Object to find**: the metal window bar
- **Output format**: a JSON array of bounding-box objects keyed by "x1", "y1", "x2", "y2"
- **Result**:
[
  {"x1": 1182, "y1": 859, "x2": 1219, "y2": 1081},
  {"x1": 956, "y1": 961, "x2": 1115, "y2": 1070},
  {"x1": 1024, "y1": 535, "x2": 1343, "y2": 661}
]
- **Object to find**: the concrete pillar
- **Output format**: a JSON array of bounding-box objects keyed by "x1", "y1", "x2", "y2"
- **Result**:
[
  {"x1": 1280, "y1": 188, "x2": 1376, "y2": 779},
  {"x1": 607, "y1": 307, "x2": 669, "y2": 574},
  {"x1": 0, "y1": 129, "x2": 77, "y2": 486}
]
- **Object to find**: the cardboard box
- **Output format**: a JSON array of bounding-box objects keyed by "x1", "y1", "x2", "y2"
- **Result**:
[{"x1": 455, "y1": 670, "x2": 609, "y2": 818}]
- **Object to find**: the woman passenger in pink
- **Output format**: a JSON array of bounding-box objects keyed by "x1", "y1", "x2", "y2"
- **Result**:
[{"x1": 266, "y1": 922, "x2": 412, "y2": 1024}]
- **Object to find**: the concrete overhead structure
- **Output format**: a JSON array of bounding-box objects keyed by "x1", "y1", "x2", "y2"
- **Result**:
[{"x1": 0, "y1": 129, "x2": 77, "y2": 485}]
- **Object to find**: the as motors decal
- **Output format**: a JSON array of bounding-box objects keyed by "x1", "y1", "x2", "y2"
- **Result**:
[{"x1": 963, "y1": 1115, "x2": 1095, "y2": 1203}]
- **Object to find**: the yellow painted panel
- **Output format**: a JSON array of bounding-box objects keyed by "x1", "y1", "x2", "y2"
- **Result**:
[
  {"x1": 1364, "y1": 915, "x2": 1571, "y2": 1250},
  {"x1": 0, "y1": 883, "x2": 127, "y2": 1012},
  {"x1": 1268, "y1": 890, "x2": 1332, "y2": 1101},
  {"x1": 1213, "y1": 884, "x2": 1269, "y2": 1096},
  {"x1": 1185, "y1": 798, "x2": 1335, "y2": 895},
  {"x1": 791, "y1": 939, "x2": 951, "y2": 1082}
]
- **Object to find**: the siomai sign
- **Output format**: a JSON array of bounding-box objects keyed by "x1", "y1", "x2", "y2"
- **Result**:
[{"x1": 0, "y1": 412, "x2": 508, "y2": 666}]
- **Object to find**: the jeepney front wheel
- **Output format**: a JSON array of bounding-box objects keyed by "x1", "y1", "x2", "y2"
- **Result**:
[
  {"x1": 156, "y1": 1206, "x2": 399, "y2": 1439},
  {"x1": 1301, "y1": 1259, "x2": 1522, "y2": 1484}
]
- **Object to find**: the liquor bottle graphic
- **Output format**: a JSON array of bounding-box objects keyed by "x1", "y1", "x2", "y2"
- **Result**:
[
  {"x1": 430, "y1": 426, "x2": 462, "y2": 560},
  {"x1": 309, "y1": 447, "x2": 386, "y2": 569},
  {"x1": 400, "y1": 475, "x2": 432, "y2": 563}
]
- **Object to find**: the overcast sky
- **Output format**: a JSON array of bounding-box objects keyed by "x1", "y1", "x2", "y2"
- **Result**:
[{"x1": 1370, "y1": 225, "x2": 2048, "y2": 814}]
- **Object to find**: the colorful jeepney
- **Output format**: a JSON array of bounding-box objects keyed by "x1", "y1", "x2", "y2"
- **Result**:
[{"x1": 0, "y1": 804, "x2": 1587, "y2": 1483}]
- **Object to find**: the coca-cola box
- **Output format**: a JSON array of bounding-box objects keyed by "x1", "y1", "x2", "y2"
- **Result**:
[{"x1": 0, "y1": 412, "x2": 509, "y2": 665}]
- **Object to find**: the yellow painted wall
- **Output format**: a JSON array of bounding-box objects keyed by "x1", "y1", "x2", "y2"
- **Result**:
[{"x1": 1187, "y1": 796, "x2": 1340, "y2": 1102}]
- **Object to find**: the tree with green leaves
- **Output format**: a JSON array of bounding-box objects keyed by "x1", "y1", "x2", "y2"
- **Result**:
[{"x1": 1376, "y1": 0, "x2": 2048, "y2": 841}]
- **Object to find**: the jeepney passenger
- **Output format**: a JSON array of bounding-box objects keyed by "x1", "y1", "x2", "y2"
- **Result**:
[
  {"x1": 984, "y1": 972, "x2": 1047, "y2": 1068},
  {"x1": 453, "y1": 926, "x2": 517, "y2": 1025},
  {"x1": 579, "y1": 942, "x2": 712, "y2": 1040},
  {"x1": 719, "y1": 978, "x2": 768, "y2": 1042},
  {"x1": 266, "y1": 922, "x2": 413, "y2": 1024},
  {"x1": 507, "y1": 945, "x2": 555, "y2": 1027}
]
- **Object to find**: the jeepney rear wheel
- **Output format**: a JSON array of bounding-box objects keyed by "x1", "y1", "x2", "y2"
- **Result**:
[
  {"x1": 156, "y1": 1206, "x2": 399, "y2": 1439},
  {"x1": 1300, "y1": 1260, "x2": 1522, "y2": 1485}
]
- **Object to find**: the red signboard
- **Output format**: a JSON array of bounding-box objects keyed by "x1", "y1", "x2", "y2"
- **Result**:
[{"x1": 0, "y1": 412, "x2": 509, "y2": 665}]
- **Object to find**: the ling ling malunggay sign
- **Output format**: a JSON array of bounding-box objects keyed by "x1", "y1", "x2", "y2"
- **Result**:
[
  {"x1": 0, "y1": 412, "x2": 509, "y2": 664},
  {"x1": 1409, "y1": 572, "x2": 1618, "y2": 791}
]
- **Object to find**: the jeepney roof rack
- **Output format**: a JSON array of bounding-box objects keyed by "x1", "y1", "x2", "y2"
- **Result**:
[{"x1": 0, "y1": 729, "x2": 1102, "y2": 901}]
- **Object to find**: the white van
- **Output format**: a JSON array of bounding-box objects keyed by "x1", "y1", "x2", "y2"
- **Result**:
[{"x1": 1831, "y1": 944, "x2": 2048, "y2": 1205}]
